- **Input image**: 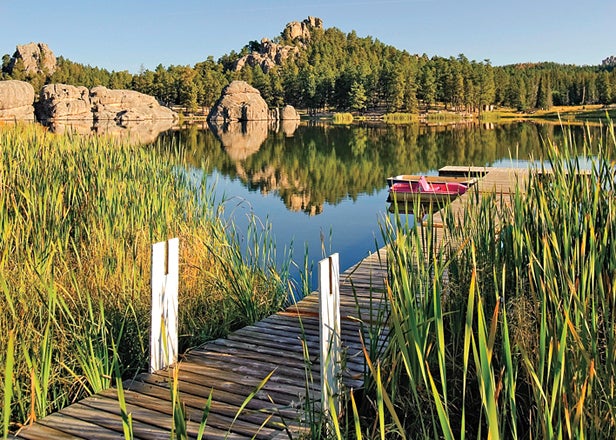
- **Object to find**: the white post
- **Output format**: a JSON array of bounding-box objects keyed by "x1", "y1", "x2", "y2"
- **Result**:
[
  {"x1": 150, "y1": 238, "x2": 179, "y2": 372},
  {"x1": 318, "y1": 253, "x2": 341, "y2": 417}
]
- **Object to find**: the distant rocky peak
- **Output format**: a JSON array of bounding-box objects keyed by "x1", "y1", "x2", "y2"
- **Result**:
[
  {"x1": 233, "y1": 17, "x2": 323, "y2": 73},
  {"x1": 283, "y1": 16, "x2": 323, "y2": 42},
  {"x1": 8, "y1": 42, "x2": 57, "y2": 76}
]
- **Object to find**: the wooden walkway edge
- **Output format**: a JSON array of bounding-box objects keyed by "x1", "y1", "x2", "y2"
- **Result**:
[{"x1": 13, "y1": 249, "x2": 389, "y2": 440}]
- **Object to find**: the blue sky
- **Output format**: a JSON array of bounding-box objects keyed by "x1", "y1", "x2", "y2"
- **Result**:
[{"x1": 1, "y1": 0, "x2": 614, "y2": 73}]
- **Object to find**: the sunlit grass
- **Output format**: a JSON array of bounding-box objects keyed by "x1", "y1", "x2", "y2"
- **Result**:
[
  {"x1": 383, "y1": 112, "x2": 418, "y2": 124},
  {"x1": 333, "y1": 113, "x2": 354, "y2": 124},
  {"x1": 358, "y1": 121, "x2": 616, "y2": 438},
  {"x1": 0, "y1": 123, "x2": 292, "y2": 433}
]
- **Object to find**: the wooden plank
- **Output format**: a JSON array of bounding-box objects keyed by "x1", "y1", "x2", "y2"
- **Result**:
[
  {"x1": 12, "y1": 422, "x2": 84, "y2": 440},
  {"x1": 35, "y1": 412, "x2": 125, "y2": 439},
  {"x1": 438, "y1": 165, "x2": 491, "y2": 177},
  {"x1": 98, "y1": 388, "x2": 277, "y2": 439},
  {"x1": 120, "y1": 376, "x2": 301, "y2": 432},
  {"x1": 57, "y1": 402, "x2": 171, "y2": 440},
  {"x1": 178, "y1": 354, "x2": 315, "y2": 399},
  {"x1": 142, "y1": 371, "x2": 302, "y2": 420},
  {"x1": 81, "y1": 392, "x2": 245, "y2": 440}
]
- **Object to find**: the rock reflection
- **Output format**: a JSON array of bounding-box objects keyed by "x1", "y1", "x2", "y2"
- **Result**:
[
  {"x1": 43, "y1": 119, "x2": 175, "y2": 145},
  {"x1": 281, "y1": 119, "x2": 299, "y2": 137},
  {"x1": 209, "y1": 120, "x2": 269, "y2": 161}
]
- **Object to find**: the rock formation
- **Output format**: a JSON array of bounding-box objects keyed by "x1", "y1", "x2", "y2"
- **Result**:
[
  {"x1": 283, "y1": 16, "x2": 323, "y2": 42},
  {"x1": 208, "y1": 80, "x2": 300, "y2": 125},
  {"x1": 0, "y1": 80, "x2": 35, "y2": 120},
  {"x1": 234, "y1": 38, "x2": 299, "y2": 73},
  {"x1": 233, "y1": 16, "x2": 323, "y2": 73},
  {"x1": 36, "y1": 84, "x2": 177, "y2": 122},
  {"x1": 281, "y1": 104, "x2": 300, "y2": 120},
  {"x1": 90, "y1": 86, "x2": 177, "y2": 121},
  {"x1": 7, "y1": 42, "x2": 57, "y2": 76},
  {"x1": 37, "y1": 84, "x2": 93, "y2": 120},
  {"x1": 208, "y1": 81, "x2": 269, "y2": 123}
]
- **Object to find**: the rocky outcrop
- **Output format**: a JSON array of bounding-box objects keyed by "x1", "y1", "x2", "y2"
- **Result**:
[
  {"x1": 233, "y1": 17, "x2": 323, "y2": 73},
  {"x1": 208, "y1": 81, "x2": 269, "y2": 123},
  {"x1": 283, "y1": 16, "x2": 323, "y2": 42},
  {"x1": 90, "y1": 86, "x2": 177, "y2": 122},
  {"x1": 0, "y1": 80, "x2": 35, "y2": 120},
  {"x1": 234, "y1": 38, "x2": 299, "y2": 73},
  {"x1": 37, "y1": 84, "x2": 92, "y2": 120},
  {"x1": 7, "y1": 42, "x2": 57, "y2": 76},
  {"x1": 36, "y1": 84, "x2": 177, "y2": 122},
  {"x1": 281, "y1": 104, "x2": 300, "y2": 120}
]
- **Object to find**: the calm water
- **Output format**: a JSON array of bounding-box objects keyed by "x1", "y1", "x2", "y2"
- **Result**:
[{"x1": 157, "y1": 120, "x2": 602, "y2": 290}]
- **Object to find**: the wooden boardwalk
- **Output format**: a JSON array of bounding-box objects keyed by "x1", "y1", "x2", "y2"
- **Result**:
[
  {"x1": 13, "y1": 250, "x2": 389, "y2": 440},
  {"x1": 12, "y1": 166, "x2": 526, "y2": 440},
  {"x1": 431, "y1": 166, "x2": 529, "y2": 244}
]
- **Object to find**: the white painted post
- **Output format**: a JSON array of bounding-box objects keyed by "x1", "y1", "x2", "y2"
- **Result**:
[
  {"x1": 318, "y1": 253, "x2": 341, "y2": 417},
  {"x1": 150, "y1": 238, "x2": 179, "y2": 372}
]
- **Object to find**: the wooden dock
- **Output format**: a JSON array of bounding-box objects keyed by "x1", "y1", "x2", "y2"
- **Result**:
[
  {"x1": 12, "y1": 166, "x2": 527, "y2": 440},
  {"x1": 13, "y1": 249, "x2": 389, "y2": 440},
  {"x1": 433, "y1": 166, "x2": 529, "y2": 228}
]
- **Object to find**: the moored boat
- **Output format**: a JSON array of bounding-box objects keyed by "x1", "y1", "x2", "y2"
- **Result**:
[
  {"x1": 387, "y1": 174, "x2": 477, "y2": 188},
  {"x1": 387, "y1": 175, "x2": 468, "y2": 204}
]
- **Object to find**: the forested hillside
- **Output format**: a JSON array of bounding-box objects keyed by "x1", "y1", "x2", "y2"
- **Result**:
[{"x1": 2, "y1": 19, "x2": 616, "y2": 114}]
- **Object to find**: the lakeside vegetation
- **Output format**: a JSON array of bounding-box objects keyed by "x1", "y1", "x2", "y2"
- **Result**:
[
  {"x1": 343, "y1": 122, "x2": 616, "y2": 438},
  {"x1": 3, "y1": 22, "x2": 616, "y2": 118},
  {"x1": 2, "y1": 116, "x2": 616, "y2": 437},
  {"x1": 0, "y1": 123, "x2": 293, "y2": 433}
]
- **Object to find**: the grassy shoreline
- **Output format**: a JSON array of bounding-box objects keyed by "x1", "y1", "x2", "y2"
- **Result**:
[
  {"x1": 0, "y1": 123, "x2": 293, "y2": 432},
  {"x1": 354, "y1": 121, "x2": 616, "y2": 438}
]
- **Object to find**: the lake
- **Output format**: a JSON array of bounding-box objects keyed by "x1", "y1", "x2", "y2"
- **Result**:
[{"x1": 156, "y1": 120, "x2": 602, "y2": 291}]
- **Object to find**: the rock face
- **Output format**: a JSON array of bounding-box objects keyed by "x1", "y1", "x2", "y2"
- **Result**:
[
  {"x1": 36, "y1": 84, "x2": 177, "y2": 122},
  {"x1": 234, "y1": 38, "x2": 299, "y2": 73},
  {"x1": 38, "y1": 84, "x2": 92, "y2": 120},
  {"x1": 8, "y1": 42, "x2": 57, "y2": 76},
  {"x1": 208, "y1": 81, "x2": 269, "y2": 123},
  {"x1": 233, "y1": 16, "x2": 323, "y2": 73},
  {"x1": 281, "y1": 104, "x2": 300, "y2": 120},
  {"x1": 284, "y1": 16, "x2": 323, "y2": 42},
  {"x1": 0, "y1": 80, "x2": 35, "y2": 120},
  {"x1": 90, "y1": 86, "x2": 177, "y2": 122}
]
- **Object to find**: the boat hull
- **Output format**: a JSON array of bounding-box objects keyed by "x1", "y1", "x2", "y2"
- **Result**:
[
  {"x1": 387, "y1": 174, "x2": 477, "y2": 188},
  {"x1": 387, "y1": 180, "x2": 467, "y2": 204}
]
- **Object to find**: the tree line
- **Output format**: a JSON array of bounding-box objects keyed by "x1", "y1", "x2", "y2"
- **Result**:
[{"x1": 3, "y1": 25, "x2": 616, "y2": 114}]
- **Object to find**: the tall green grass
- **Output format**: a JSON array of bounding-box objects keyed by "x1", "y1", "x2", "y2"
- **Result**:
[
  {"x1": 368, "y1": 122, "x2": 616, "y2": 438},
  {"x1": 0, "y1": 123, "x2": 292, "y2": 433}
]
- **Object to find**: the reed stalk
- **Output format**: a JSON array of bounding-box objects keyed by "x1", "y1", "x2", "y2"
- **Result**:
[
  {"x1": 0, "y1": 123, "x2": 291, "y2": 432},
  {"x1": 369, "y1": 121, "x2": 616, "y2": 438}
]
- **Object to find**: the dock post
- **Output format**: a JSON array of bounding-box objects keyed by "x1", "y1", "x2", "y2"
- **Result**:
[
  {"x1": 318, "y1": 253, "x2": 341, "y2": 419},
  {"x1": 150, "y1": 237, "x2": 179, "y2": 372}
]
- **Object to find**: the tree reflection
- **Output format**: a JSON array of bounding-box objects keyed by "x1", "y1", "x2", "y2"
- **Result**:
[{"x1": 160, "y1": 121, "x2": 601, "y2": 215}]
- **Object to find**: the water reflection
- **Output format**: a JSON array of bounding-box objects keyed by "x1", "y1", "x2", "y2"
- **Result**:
[
  {"x1": 157, "y1": 120, "x2": 611, "y2": 289},
  {"x1": 45, "y1": 119, "x2": 176, "y2": 145},
  {"x1": 209, "y1": 120, "x2": 269, "y2": 161},
  {"x1": 164, "y1": 121, "x2": 605, "y2": 216}
]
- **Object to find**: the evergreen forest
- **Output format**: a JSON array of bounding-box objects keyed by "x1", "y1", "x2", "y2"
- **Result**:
[{"x1": 3, "y1": 23, "x2": 616, "y2": 114}]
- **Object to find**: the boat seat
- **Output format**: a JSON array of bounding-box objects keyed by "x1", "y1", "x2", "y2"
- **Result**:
[{"x1": 418, "y1": 176, "x2": 431, "y2": 192}]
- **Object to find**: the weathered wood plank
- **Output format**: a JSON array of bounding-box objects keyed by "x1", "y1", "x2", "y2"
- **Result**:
[
  {"x1": 35, "y1": 412, "x2": 125, "y2": 439},
  {"x1": 98, "y1": 388, "x2": 278, "y2": 439},
  {"x1": 13, "y1": 196, "x2": 392, "y2": 439},
  {"x1": 13, "y1": 422, "x2": 84, "y2": 440}
]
